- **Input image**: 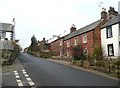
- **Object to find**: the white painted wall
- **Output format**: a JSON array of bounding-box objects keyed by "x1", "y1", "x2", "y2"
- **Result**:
[{"x1": 101, "y1": 23, "x2": 119, "y2": 56}]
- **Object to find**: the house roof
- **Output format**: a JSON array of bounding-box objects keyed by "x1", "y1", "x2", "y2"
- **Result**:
[
  {"x1": 64, "y1": 19, "x2": 102, "y2": 40},
  {"x1": 50, "y1": 35, "x2": 67, "y2": 44},
  {"x1": 101, "y1": 14, "x2": 120, "y2": 28},
  {"x1": 0, "y1": 22, "x2": 13, "y2": 32}
]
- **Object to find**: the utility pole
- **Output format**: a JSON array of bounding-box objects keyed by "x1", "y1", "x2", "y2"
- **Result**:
[
  {"x1": 11, "y1": 18, "x2": 15, "y2": 41},
  {"x1": 98, "y1": 2, "x2": 103, "y2": 16}
]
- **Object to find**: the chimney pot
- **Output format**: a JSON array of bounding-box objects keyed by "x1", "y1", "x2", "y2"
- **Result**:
[
  {"x1": 70, "y1": 24, "x2": 76, "y2": 33},
  {"x1": 108, "y1": 6, "x2": 118, "y2": 19},
  {"x1": 43, "y1": 37, "x2": 45, "y2": 42},
  {"x1": 101, "y1": 9, "x2": 108, "y2": 20}
]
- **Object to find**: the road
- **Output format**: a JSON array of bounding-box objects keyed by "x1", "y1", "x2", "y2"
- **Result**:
[{"x1": 2, "y1": 53, "x2": 119, "y2": 87}]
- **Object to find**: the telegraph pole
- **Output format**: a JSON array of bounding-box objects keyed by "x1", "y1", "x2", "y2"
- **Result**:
[
  {"x1": 98, "y1": 2, "x2": 103, "y2": 13},
  {"x1": 11, "y1": 18, "x2": 15, "y2": 41}
]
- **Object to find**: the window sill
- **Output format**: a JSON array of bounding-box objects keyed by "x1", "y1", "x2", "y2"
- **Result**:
[{"x1": 106, "y1": 36, "x2": 113, "y2": 39}]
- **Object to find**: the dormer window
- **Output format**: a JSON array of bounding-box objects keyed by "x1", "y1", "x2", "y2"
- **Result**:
[{"x1": 106, "y1": 26, "x2": 113, "y2": 38}]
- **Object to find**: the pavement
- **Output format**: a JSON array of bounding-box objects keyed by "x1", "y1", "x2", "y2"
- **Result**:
[
  {"x1": 2, "y1": 58, "x2": 24, "y2": 86},
  {"x1": 2, "y1": 58, "x2": 24, "y2": 73},
  {"x1": 47, "y1": 59, "x2": 119, "y2": 81},
  {"x1": 2, "y1": 57, "x2": 36, "y2": 87}
]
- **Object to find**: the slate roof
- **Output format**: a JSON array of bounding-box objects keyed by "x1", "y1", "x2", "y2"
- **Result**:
[
  {"x1": 64, "y1": 19, "x2": 102, "y2": 40},
  {"x1": 101, "y1": 14, "x2": 120, "y2": 28}
]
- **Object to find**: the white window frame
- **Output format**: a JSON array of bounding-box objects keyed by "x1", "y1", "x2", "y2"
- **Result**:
[
  {"x1": 107, "y1": 44, "x2": 114, "y2": 56},
  {"x1": 83, "y1": 48, "x2": 88, "y2": 56},
  {"x1": 60, "y1": 40, "x2": 63, "y2": 46},
  {"x1": 60, "y1": 51, "x2": 62, "y2": 57},
  {"x1": 67, "y1": 41, "x2": 70, "y2": 47},
  {"x1": 74, "y1": 38, "x2": 78, "y2": 46},
  {"x1": 67, "y1": 50, "x2": 69, "y2": 57},
  {"x1": 106, "y1": 26, "x2": 113, "y2": 38},
  {"x1": 83, "y1": 34, "x2": 87, "y2": 43}
]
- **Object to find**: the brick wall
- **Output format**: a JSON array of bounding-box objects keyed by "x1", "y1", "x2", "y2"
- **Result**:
[
  {"x1": 50, "y1": 38, "x2": 64, "y2": 56},
  {"x1": 50, "y1": 18, "x2": 108, "y2": 58},
  {"x1": 64, "y1": 31, "x2": 94, "y2": 57}
]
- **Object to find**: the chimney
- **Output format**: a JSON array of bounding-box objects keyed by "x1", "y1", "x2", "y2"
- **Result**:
[
  {"x1": 108, "y1": 6, "x2": 118, "y2": 19},
  {"x1": 70, "y1": 24, "x2": 76, "y2": 33},
  {"x1": 43, "y1": 37, "x2": 46, "y2": 42},
  {"x1": 101, "y1": 8, "x2": 108, "y2": 20}
]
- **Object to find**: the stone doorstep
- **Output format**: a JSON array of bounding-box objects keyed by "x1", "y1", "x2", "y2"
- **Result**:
[{"x1": 48, "y1": 59, "x2": 118, "y2": 81}]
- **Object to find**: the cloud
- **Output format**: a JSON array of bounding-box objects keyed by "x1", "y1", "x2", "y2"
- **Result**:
[{"x1": 0, "y1": 0, "x2": 119, "y2": 49}]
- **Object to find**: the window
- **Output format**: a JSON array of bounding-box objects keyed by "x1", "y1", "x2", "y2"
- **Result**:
[
  {"x1": 67, "y1": 41, "x2": 70, "y2": 47},
  {"x1": 83, "y1": 48, "x2": 88, "y2": 56},
  {"x1": 106, "y1": 26, "x2": 112, "y2": 38},
  {"x1": 107, "y1": 44, "x2": 114, "y2": 56},
  {"x1": 67, "y1": 50, "x2": 69, "y2": 57},
  {"x1": 60, "y1": 52, "x2": 62, "y2": 57},
  {"x1": 60, "y1": 40, "x2": 63, "y2": 46},
  {"x1": 0, "y1": 32, "x2": 6, "y2": 40},
  {"x1": 74, "y1": 38, "x2": 78, "y2": 46},
  {"x1": 83, "y1": 34, "x2": 87, "y2": 43}
]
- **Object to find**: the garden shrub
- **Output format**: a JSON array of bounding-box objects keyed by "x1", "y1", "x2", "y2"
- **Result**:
[{"x1": 70, "y1": 44, "x2": 86, "y2": 65}]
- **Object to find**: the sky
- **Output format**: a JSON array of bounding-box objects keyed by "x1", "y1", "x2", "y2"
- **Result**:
[{"x1": 0, "y1": 0, "x2": 119, "y2": 49}]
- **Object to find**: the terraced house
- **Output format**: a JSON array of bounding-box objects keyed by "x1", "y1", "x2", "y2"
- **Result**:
[
  {"x1": 50, "y1": 7, "x2": 118, "y2": 58},
  {"x1": 101, "y1": 7, "x2": 120, "y2": 57},
  {"x1": 50, "y1": 36, "x2": 64, "y2": 57},
  {"x1": 64, "y1": 8, "x2": 111, "y2": 57}
]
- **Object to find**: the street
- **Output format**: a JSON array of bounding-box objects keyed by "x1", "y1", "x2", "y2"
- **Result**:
[{"x1": 2, "y1": 53, "x2": 119, "y2": 87}]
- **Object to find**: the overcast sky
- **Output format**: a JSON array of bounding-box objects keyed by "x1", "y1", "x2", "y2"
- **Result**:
[{"x1": 0, "y1": 0, "x2": 119, "y2": 49}]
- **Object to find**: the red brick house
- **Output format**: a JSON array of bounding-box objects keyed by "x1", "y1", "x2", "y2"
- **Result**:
[
  {"x1": 50, "y1": 36, "x2": 65, "y2": 57},
  {"x1": 64, "y1": 10, "x2": 108, "y2": 57},
  {"x1": 50, "y1": 7, "x2": 118, "y2": 58},
  {"x1": 38, "y1": 38, "x2": 50, "y2": 52}
]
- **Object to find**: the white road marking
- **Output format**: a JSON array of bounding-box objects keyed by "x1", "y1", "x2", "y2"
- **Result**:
[
  {"x1": 14, "y1": 72, "x2": 18, "y2": 75},
  {"x1": 28, "y1": 82, "x2": 35, "y2": 86},
  {"x1": 25, "y1": 74, "x2": 29, "y2": 77},
  {"x1": 16, "y1": 79, "x2": 22, "y2": 83},
  {"x1": 26, "y1": 78, "x2": 32, "y2": 81},
  {"x1": 15, "y1": 75, "x2": 20, "y2": 79},
  {"x1": 13, "y1": 71, "x2": 17, "y2": 73},
  {"x1": 14, "y1": 70, "x2": 35, "y2": 87},
  {"x1": 23, "y1": 72, "x2": 27, "y2": 74},
  {"x1": 22, "y1": 69, "x2": 25, "y2": 72},
  {"x1": 18, "y1": 82, "x2": 23, "y2": 86}
]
